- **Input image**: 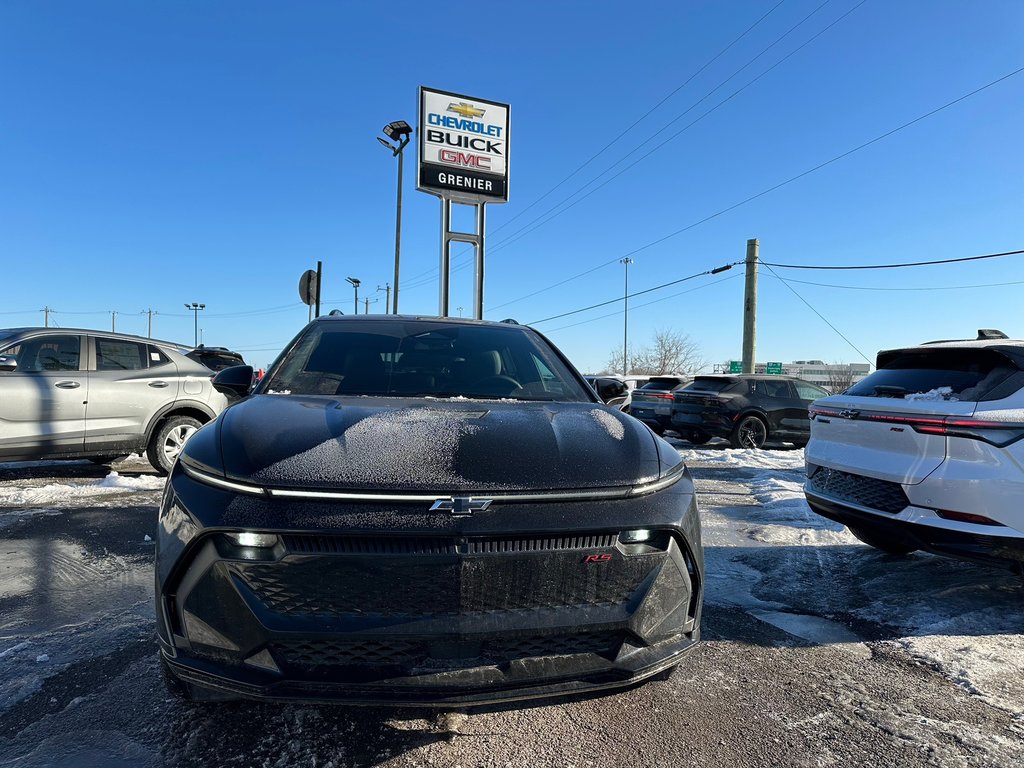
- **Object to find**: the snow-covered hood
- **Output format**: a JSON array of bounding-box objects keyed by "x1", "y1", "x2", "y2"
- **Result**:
[{"x1": 199, "y1": 395, "x2": 665, "y2": 493}]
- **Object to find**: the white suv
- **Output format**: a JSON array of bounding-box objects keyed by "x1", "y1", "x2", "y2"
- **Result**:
[{"x1": 804, "y1": 330, "x2": 1024, "y2": 569}]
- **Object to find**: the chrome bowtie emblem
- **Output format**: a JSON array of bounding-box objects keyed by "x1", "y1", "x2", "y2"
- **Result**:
[
  {"x1": 839, "y1": 409, "x2": 860, "y2": 419},
  {"x1": 430, "y1": 496, "x2": 493, "y2": 517}
]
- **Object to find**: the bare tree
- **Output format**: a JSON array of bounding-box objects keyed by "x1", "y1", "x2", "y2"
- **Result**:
[
  {"x1": 606, "y1": 330, "x2": 707, "y2": 376},
  {"x1": 826, "y1": 362, "x2": 855, "y2": 394}
]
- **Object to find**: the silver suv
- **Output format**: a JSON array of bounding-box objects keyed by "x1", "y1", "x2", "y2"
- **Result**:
[
  {"x1": 805, "y1": 330, "x2": 1024, "y2": 568},
  {"x1": 0, "y1": 327, "x2": 228, "y2": 474}
]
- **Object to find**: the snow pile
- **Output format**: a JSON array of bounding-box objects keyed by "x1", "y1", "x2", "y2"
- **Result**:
[
  {"x1": 0, "y1": 472, "x2": 165, "y2": 508},
  {"x1": 905, "y1": 386, "x2": 957, "y2": 401},
  {"x1": 676, "y1": 446, "x2": 807, "y2": 471}
]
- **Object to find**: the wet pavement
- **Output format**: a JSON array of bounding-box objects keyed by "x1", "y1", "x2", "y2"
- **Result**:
[{"x1": 1, "y1": 448, "x2": 1023, "y2": 767}]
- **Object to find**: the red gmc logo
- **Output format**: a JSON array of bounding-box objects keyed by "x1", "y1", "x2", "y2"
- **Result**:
[{"x1": 583, "y1": 553, "x2": 613, "y2": 564}]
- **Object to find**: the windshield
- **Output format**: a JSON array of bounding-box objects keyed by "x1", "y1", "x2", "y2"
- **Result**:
[{"x1": 261, "y1": 321, "x2": 593, "y2": 402}]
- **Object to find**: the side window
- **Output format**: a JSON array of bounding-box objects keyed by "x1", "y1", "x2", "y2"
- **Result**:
[
  {"x1": 756, "y1": 379, "x2": 791, "y2": 398},
  {"x1": 795, "y1": 382, "x2": 829, "y2": 401},
  {"x1": 148, "y1": 345, "x2": 172, "y2": 368},
  {"x1": 96, "y1": 339, "x2": 147, "y2": 371},
  {"x1": 4, "y1": 335, "x2": 82, "y2": 372}
]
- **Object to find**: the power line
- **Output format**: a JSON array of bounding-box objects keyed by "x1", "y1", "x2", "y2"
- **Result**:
[
  {"x1": 489, "y1": 0, "x2": 850, "y2": 255},
  {"x1": 776, "y1": 276, "x2": 1024, "y2": 291},
  {"x1": 762, "y1": 264, "x2": 872, "y2": 363},
  {"x1": 398, "y1": 0, "x2": 802, "y2": 291},
  {"x1": 531, "y1": 263, "x2": 736, "y2": 325},
  {"x1": 502, "y1": 63, "x2": 1024, "y2": 309},
  {"x1": 544, "y1": 273, "x2": 741, "y2": 333},
  {"x1": 760, "y1": 248, "x2": 1024, "y2": 270},
  {"x1": 491, "y1": 0, "x2": 793, "y2": 236}
]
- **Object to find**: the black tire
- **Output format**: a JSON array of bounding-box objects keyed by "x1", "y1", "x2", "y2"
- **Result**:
[
  {"x1": 729, "y1": 415, "x2": 768, "y2": 449},
  {"x1": 687, "y1": 430, "x2": 712, "y2": 445},
  {"x1": 848, "y1": 524, "x2": 918, "y2": 555},
  {"x1": 147, "y1": 415, "x2": 202, "y2": 475},
  {"x1": 647, "y1": 423, "x2": 665, "y2": 436},
  {"x1": 791, "y1": 440, "x2": 808, "y2": 449}
]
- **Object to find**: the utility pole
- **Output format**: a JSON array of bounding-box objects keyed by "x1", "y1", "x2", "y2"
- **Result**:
[
  {"x1": 741, "y1": 239, "x2": 759, "y2": 374},
  {"x1": 377, "y1": 284, "x2": 391, "y2": 314},
  {"x1": 363, "y1": 297, "x2": 379, "y2": 315},
  {"x1": 142, "y1": 309, "x2": 158, "y2": 337},
  {"x1": 620, "y1": 258, "x2": 633, "y2": 375},
  {"x1": 42, "y1": 307, "x2": 52, "y2": 327},
  {"x1": 111, "y1": 311, "x2": 117, "y2": 332}
]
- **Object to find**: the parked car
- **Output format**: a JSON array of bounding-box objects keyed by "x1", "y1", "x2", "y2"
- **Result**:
[
  {"x1": 804, "y1": 330, "x2": 1024, "y2": 568},
  {"x1": 671, "y1": 375, "x2": 829, "y2": 448},
  {"x1": 157, "y1": 315, "x2": 703, "y2": 705},
  {"x1": 628, "y1": 376, "x2": 691, "y2": 434},
  {"x1": 0, "y1": 327, "x2": 228, "y2": 473},
  {"x1": 185, "y1": 345, "x2": 246, "y2": 372},
  {"x1": 584, "y1": 375, "x2": 631, "y2": 410}
]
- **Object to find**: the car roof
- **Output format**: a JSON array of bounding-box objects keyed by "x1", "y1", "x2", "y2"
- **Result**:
[
  {"x1": 1, "y1": 326, "x2": 186, "y2": 348},
  {"x1": 878, "y1": 338, "x2": 1024, "y2": 369},
  {"x1": 313, "y1": 314, "x2": 525, "y2": 329}
]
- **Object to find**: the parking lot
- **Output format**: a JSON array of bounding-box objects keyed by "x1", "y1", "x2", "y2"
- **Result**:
[{"x1": 2, "y1": 442, "x2": 1023, "y2": 768}]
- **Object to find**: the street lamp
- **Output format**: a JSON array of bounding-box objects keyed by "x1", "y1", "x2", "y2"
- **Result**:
[
  {"x1": 619, "y1": 259, "x2": 633, "y2": 375},
  {"x1": 184, "y1": 302, "x2": 205, "y2": 347},
  {"x1": 345, "y1": 277, "x2": 361, "y2": 315},
  {"x1": 377, "y1": 120, "x2": 412, "y2": 315}
]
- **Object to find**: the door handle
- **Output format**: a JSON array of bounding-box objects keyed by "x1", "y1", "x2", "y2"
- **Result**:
[
  {"x1": 149, "y1": 381, "x2": 169, "y2": 388},
  {"x1": 55, "y1": 381, "x2": 81, "y2": 389}
]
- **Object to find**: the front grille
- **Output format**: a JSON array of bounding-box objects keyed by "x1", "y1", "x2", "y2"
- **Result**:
[
  {"x1": 807, "y1": 466, "x2": 909, "y2": 514},
  {"x1": 282, "y1": 533, "x2": 617, "y2": 556},
  {"x1": 236, "y1": 533, "x2": 655, "y2": 619},
  {"x1": 273, "y1": 631, "x2": 623, "y2": 673}
]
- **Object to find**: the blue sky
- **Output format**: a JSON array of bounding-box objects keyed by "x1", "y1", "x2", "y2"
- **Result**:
[{"x1": 1, "y1": 1, "x2": 1021, "y2": 372}]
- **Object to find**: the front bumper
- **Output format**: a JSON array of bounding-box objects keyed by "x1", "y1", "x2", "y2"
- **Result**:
[
  {"x1": 806, "y1": 490, "x2": 1024, "y2": 569},
  {"x1": 156, "y1": 465, "x2": 703, "y2": 705}
]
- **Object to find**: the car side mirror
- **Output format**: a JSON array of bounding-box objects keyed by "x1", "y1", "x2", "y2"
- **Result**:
[
  {"x1": 213, "y1": 365, "x2": 255, "y2": 399},
  {"x1": 0, "y1": 356, "x2": 17, "y2": 372}
]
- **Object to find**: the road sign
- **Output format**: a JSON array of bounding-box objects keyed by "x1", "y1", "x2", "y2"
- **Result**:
[
  {"x1": 729, "y1": 361, "x2": 742, "y2": 373},
  {"x1": 766, "y1": 362, "x2": 784, "y2": 375},
  {"x1": 298, "y1": 270, "x2": 318, "y2": 306}
]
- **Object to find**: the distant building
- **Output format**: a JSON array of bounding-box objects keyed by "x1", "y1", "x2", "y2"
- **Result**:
[{"x1": 715, "y1": 359, "x2": 872, "y2": 391}]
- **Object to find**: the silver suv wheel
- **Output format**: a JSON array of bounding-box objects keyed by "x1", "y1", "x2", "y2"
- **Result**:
[{"x1": 147, "y1": 415, "x2": 202, "y2": 475}]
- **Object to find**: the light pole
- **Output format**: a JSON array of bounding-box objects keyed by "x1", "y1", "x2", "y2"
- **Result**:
[
  {"x1": 619, "y1": 258, "x2": 633, "y2": 375},
  {"x1": 377, "y1": 120, "x2": 412, "y2": 315},
  {"x1": 185, "y1": 303, "x2": 205, "y2": 347},
  {"x1": 345, "y1": 277, "x2": 360, "y2": 315}
]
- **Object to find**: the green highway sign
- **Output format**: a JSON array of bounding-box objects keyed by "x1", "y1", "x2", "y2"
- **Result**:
[
  {"x1": 766, "y1": 362, "x2": 783, "y2": 375},
  {"x1": 729, "y1": 360, "x2": 742, "y2": 373}
]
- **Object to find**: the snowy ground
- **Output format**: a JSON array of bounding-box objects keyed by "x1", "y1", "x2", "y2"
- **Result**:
[
  {"x1": 684, "y1": 441, "x2": 1024, "y2": 720},
  {"x1": 1, "y1": 447, "x2": 1023, "y2": 766}
]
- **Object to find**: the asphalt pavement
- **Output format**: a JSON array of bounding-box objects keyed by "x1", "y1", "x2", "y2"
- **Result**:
[{"x1": 1, "y1": 448, "x2": 1022, "y2": 767}]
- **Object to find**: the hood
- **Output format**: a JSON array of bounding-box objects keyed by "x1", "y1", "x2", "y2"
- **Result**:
[{"x1": 210, "y1": 395, "x2": 664, "y2": 492}]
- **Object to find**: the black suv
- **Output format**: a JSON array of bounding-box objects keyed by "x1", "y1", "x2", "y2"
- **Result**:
[
  {"x1": 157, "y1": 315, "x2": 702, "y2": 705},
  {"x1": 671, "y1": 375, "x2": 829, "y2": 448},
  {"x1": 185, "y1": 345, "x2": 246, "y2": 372}
]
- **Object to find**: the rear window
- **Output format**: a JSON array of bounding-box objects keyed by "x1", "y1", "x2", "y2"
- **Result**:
[
  {"x1": 846, "y1": 349, "x2": 1021, "y2": 401},
  {"x1": 640, "y1": 377, "x2": 685, "y2": 390},
  {"x1": 684, "y1": 377, "x2": 736, "y2": 393}
]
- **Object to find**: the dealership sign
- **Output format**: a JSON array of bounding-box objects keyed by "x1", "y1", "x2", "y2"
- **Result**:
[{"x1": 418, "y1": 87, "x2": 510, "y2": 203}]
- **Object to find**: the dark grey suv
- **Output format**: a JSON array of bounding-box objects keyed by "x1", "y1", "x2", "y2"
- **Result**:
[{"x1": 0, "y1": 327, "x2": 228, "y2": 473}]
